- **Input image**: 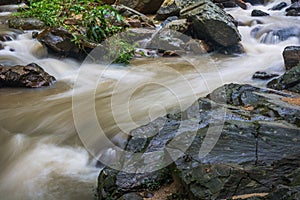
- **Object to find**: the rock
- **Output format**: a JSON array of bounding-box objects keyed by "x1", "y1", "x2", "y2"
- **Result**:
[
  {"x1": 184, "y1": 39, "x2": 211, "y2": 54},
  {"x1": 252, "y1": 71, "x2": 279, "y2": 80},
  {"x1": 115, "y1": 5, "x2": 155, "y2": 27},
  {"x1": 269, "y1": 2, "x2": 288, "y2": 10},
  {"x1": 117, "y1": 0, "x2": 165, "y2": 14},
  {"x1": 213, "y1": 0, "x2": 247, "y2": 9},
  {"x1": 127, "y1": 19, "x2": 142, "y2": 28},
  {"x1": 244, "y1": 0, "x2": 264, "y2": 5},
  {"x1": 286, "y1": 2, "x2": 300, "y2": 16},
  {"x1": 0, "y1": 63, "x2": 56, "y2": 88},
  {"x1": 267, "y1": 64, "x2": 300, "y2": 93},
  {"x1": 36, "y1": 27, "x2": 94, "y2": 60},
  {"x1": 251, "y1": 9, "x2": 270, "y2": 16},
  {"x1": 125, "y1": 28, "x2": 156, "y2": 42},
  {"x1": 283, "y1": 46, "x2": 300, "y2": 70},
  {"x1": 97, "y1": 83, "x2": 300, "y2": 199},
  {"x1": 155, "y1": 0, "x2": 181, "y2": 20},
  {"x1": 251, "y1": 27, "x2": 300, "y2": 44},
  {"x1": 0, "y1": 0, "x2": 22, "y2": 5},
  {"x1": 8, "y1": 18, "x2": 45, "y2": 30},
  {"x1": 117, "y1": 193, "x2": 143, "y2": 200},
  {"x1": 160, "y1": 16, "x2": 179, "y2": 28},
  {"x1": 163, "y1": 19, "x2": 189, "y2": 33},
  {"x1": 180, "y1": 0, "x2": 241, "y2": 47}
]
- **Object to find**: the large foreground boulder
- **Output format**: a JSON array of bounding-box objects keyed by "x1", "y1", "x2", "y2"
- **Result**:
[
  {"x1": 97, "y1": 83, "x2": 300, "y2": 199},
  {"x1": 180, "y1": 0, "x2": 241, "y2": 47},
  {"x1": 0, "y1": 63, "x2": 56, "y2": 88}
]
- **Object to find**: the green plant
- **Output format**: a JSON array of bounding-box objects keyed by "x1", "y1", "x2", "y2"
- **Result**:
[{"x1": 84, "y1": 5, "x2": 126, "y2": 43}]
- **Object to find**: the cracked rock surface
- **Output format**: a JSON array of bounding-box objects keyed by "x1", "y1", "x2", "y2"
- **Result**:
[{"x1": 97, "y1": 84, "x2": 300, "y2": 200}]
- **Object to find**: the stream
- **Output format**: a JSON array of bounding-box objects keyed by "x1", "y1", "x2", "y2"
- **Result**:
[{"x1": 0, "y1": 0, "x2": 299, "y2": 199}]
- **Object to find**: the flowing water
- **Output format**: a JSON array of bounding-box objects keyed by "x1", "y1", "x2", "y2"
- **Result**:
[{"x1": 0, "y1": 1, "x2": 299, "y2": 199}]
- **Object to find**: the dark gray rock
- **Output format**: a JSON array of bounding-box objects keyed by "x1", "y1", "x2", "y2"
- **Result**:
[
  {"x1": 97, "y1": 83, "x2": 300, "y2": 199},
  {"x1": 36, "y1": 27, "x2": 96, "y2": 60},
  {"x1": 155, "y1": 0, "x2": 180, "y2": 20},
  {"x1": 286, "y1": 2, "x2": 300, "y2": 16},
  {"x1": 244, "y1": 0, "x2": 264, "y2": 5},
  {"x1": 117, "y1": 0, "x2": 165, "y2": 14},
  {"x1": 252, "y1": 71, "x2": 279, "y2": 80},
  {"x1": 267, "y1": 63, "x2": 300, "y2": 93},
  {"x1": 269, "y1": 2, "x2": 288, "y2": 10},
  {"x1": 180, "y1": 0, "x2": 241, "y2": 47},
  {"x1": 283, "y1": 46, "x2": 300, "y2": 70},
  {"x1": 251, "y1": 9, "x2": 270, "y2": 16},
  {"x1": 0, "y1": 63, "x2": 56, "y2": 88},
  {"x1": 8, "y1": 18, "x2": 45, "y2": 30}
]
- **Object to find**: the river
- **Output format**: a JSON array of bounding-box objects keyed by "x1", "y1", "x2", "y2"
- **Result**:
[{"x1": 0, "y1": 1, "x2": 299, "y2": 199}]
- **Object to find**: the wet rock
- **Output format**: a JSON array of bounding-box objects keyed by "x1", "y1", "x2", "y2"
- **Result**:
[
  {"x1": 160, "y1": 16, "x2": 179, "y2": 28},
  {"x1": 163, "y1": 19, "x2": 189, "y2": 33},
  {"x1": 180, "y1": 0, "x2": 241, "y2": 47},
  {"x1": 251, "y1": 27, "x2": 300, "y2": 44},
  {"x1": 117, "y1": 0, "x2": 165, "y2": 14},
  {"x1": 127, "y1": 19, "x2": 142, "y2": 28},
  {"x1": 97, "y1": 83, "x2": 300, "y2": 199},
  {"x1": 286, "y1": 2, "x2": 300, "y2": 16},
  {"x1": 252, "y1": 71, "x2": 279, "y2": 80},
  {"x1": 155, "y1": 0, "x2": 181, "y2": 20},
  {"x1": 251, "y1": 9, "x2": 270, "y2": 16},
  {"x1": 8, "y1": 18, "x2": 45, "y2": 30},
  {"x1": 213, "y1": 0, "x2": 247, "y2": 9},
  {"x1": 184, "y1": 39, "x2": 211, "y2": 54},
  {"x1": 115, "y1": 5, "x2": 155, "y2": 28},
  {"x1": 269, "y1": 2, "x2": 288, "y2": 10},
  {"x1": 0, "y1": 63, "x2": 56, "y2": 88},
  {"x1": 126, "y1": 28, "x2": 156, "y2": 42},
  {"x1": 117, "y1": 193, "x2": 143, "y2": 200},
  {"x1": 0, "y1": 0, "x2": 22, "y2": 5},
  {"x1": 267, "y1": 63, "x2": 300, "y2": 93},
  {"x1": 283, "y1": 46, "x2": 300, "y2": 70},
  {"x1": 36, "y1": 27, "x2": 94, "y2": 60},
  {"x1": 244, "y1": 0, "x2": 264, "y2": 5}
]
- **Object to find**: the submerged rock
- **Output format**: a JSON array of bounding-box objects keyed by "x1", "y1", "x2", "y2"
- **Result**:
[
  {"x1": 267, "y1": 63, "x2": 300, "y2": 93},
  {"x1": 252, "y1": 71, "x2": 279, "y2": 80},
  {"x1": 8, "y1": 18, "x2": 45, "y2": 30},
  {"x1": 251, "y1": 9, "x2": 270, "y2": 16},
  {"x1": 269, "y1": 2, "x2": 288, "y2": 11},
  {"x1": 0, "y1": 63, "x2": 56, "y2": 88},
  {"x1": 283, "y1": 46, "x2": 300, "y2": 70},
  {"x1": 97, "y1": 83, "x2": 300, "y2": 199}
]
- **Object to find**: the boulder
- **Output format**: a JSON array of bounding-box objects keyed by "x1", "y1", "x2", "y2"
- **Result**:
[
  {"x1": 155, "y1": 0, "x2": 181, "y2": 20},
  {"x1": 251, "y1": 9, "x2": 270, "y2": 16},
  {"x1": 267, "y1": 63, "x2": 300, "y2": 93},
  {"x1": 97, "y1": 83, "x2": 300, "y2": 199},
  {"x1": 36, "y1": 27, "x2": 95, "y2": 60},
  {"x1": 8, "y1": 18, "x2": 45, "y2": 30},
  {"x1": 0, "y1": 63, "x2": 56, "y2": 88},
  {"x1": 117, "y1": 0, "x2": 165, "y2": 14},
  {"x1": 180, "y1": 0, "x2": 241, "y2": 47},
  {"x1": 283, "y1": 46, "x2": 300, "y2": 70}
]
